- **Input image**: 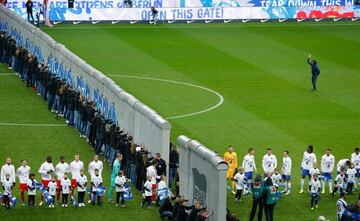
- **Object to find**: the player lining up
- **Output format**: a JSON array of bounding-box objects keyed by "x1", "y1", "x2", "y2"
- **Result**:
[
  {"x1": 262, "y1": 148, "x2": 277, "y2": 178},
  {"x1": 281, "y1": 151, "x2": 292, "y2": 195},
  {"x1": 224, "y1": 146, "x2": 238, "y2": 194},
  {"x1": 321, "y1": 148, "x2": 335, "y2": 194},
  {"x1": 38, "y1": 156, "x2": 54, "y2": 206},
  {"x1": 300, "y1": 145, "x2": 317, "y2": 194},
  {"x1": 16, "y1": 160, "x2": 30, "y2": 206},
  {"x1": 242, "y1": 148, "x2": 256, "y2": 195},
  {"x1": 55, "y1": 156, "x2": 70, "y2": 203}
]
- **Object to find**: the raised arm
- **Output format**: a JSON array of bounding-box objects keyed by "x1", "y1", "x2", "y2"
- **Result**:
[{"x1": 307, "y1": 55, "x2": 312, "y2": 65}]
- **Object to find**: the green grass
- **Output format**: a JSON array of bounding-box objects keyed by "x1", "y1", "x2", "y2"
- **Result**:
[{"x1": 0, "y1": 21, "x2": 359, "y2": 220}]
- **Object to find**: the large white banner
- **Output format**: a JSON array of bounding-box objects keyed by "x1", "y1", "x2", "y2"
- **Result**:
[
  {"x1": 5, "y1": 0, "x2": 356, "y2": 9},
  {"x1": 10, "y1": 5, "x2": 360, "y2": 20}
]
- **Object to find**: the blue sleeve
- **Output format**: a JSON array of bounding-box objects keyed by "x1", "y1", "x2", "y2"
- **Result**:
[{"x1": 307, "y1": 58, "x2": 312, "y2": 65}]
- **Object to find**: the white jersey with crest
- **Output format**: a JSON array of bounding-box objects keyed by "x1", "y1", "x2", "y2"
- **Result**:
[
  {"x1": 233, "y1": 172, "x2": 246, "y2": 190},
  {"x1": 61, "y1": 178, "x2": 71, "y2": 194},
  {"x1": 310, "y1": 179, "x2": 321, "y2": 193},
  {"x1": 115, "y1": 175, "x2": 127, "y2": 192},
  {"x1": 351, "y1": 153, "x2": 360, "y2": 169},
  {"x1": 242, "y1": 154, "x2": 256, "y2": 173},
  {"x1": 69, "y1": 160, "x2": 84, "y2": 180},
  {"x1": 2, "y1": 179, "x2": 13, "y2": 195},
  {"x1": 335, "y1": 174, "x2": 346, "y2": 188},
  {"x1": 321, "y1": 154, "x2": 335, "y2": 173},
  {"x1": 301, "y1": 152, "x2": 317, "y2": 170},
  {"x1": 77, "y1": 174, "x2": 88, "y2": 192},
  {"x1": 271, "y1": 173, "x2": 282, "y2": 187},
  {"x1": 347, "y1": 168, "x2": 357, "y2": 183},
  {"x1": 55, "y1": 162, "x2": 70, "y2": 180},
  {"x1": 282, "y1": 156, "x2": 292, "y2": 175},
  {"x1": 337, "y1": 159, "x2": 350, "y2": 172},
  {"x1": 48, "y1": 180, "x2": 57, "y2": 196},
  {"x1": 262, "y1": 154, "x2": 277, "y2": 173},
  {"x1": 16, "y1": 165, "x2": 31, "y2": 184},
  {"x1": 310, "y1": 167, "x2": 320, "y2": 178}
]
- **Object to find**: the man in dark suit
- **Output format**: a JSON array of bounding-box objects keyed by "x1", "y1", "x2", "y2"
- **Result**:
[
  {"x1": 154, "y1": 153, "x2": 166, "y2": 182},
  {"x1": 307, "y1": 54, "x2": 320, "y2": 92}
]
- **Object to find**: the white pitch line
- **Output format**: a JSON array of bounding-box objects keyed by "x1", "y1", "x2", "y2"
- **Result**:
[
  {"x1": 0, "y1": 122, "x2": 67, "y2": 127},
  {"x1": 107, "y1": 74, "x2": 224, "y2": 120},
  {"x1": 0, "y1": 73, "x2": 14, "y2": 76},
  {"x1": 48, "y1": 22, "x2": 360, "y2": 30}
]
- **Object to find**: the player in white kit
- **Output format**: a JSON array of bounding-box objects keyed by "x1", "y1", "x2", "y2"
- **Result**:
[
  {"x1": 70, "y1": 154, "x2": 84, "y2": 195},
  {"x1": 38, "y1": 156, "x2": 55, "y2": 205},
  {"x1": 242, "y1": 148, "x2": 256, "y2": 194},
  {"x1": 351, "y1": 147, "x2": 360, "y2": 190},
  {"x1": 55, "y1": 156, "x2": 70, "y2": 202},
  {"x1": 281, "y1": 151, "x2": 292, "y2": 195},
  {"x1": 300, "y1": 145, "x2": 317, "y2": 193},
  {"x1": 262, "y1": 148, "x2": 277, "y2": 176},
  {"x1": 320, "y1": 148, "x2": 335, "y2": 194},
  {"x1": 16, "y1": 160, "x2": 31, "y2": 206}
]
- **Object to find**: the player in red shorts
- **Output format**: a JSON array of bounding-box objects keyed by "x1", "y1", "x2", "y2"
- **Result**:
[
  {"x1": 55, "y1": 156, "x2": 70, "y2": 202},
  {"x1": 69, "y1": 154, "x2": 84, "y2": 195},
  {"x1": 38, "y1": 156, "x2": 54, "y2": 205},
  {"x1": 16, "y1": 160, "x2": 31, "y2": 206}
]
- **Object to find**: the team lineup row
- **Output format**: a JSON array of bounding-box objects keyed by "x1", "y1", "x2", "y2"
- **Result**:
[
  {"x1": 223, "y1": 145, "x2": 360, "y2": 195},
  {"x1": 0, "y1": 154, "x2": 136, "y2": 208}
]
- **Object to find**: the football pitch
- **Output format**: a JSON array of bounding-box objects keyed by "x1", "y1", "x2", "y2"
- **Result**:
[{"x1": 1, "y1": 21, "x2": 360, "y2": 220}]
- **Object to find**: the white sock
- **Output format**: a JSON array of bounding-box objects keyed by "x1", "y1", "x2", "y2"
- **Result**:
[
  {"x1": 322, "y1": 180, "x2": 326, "y2": 190},
  {"x1": 287, "y1": 182, "x2": 291, "y2": 192},
  {"x1": 301, "y1": 179, "x2": 304, "y2": 190},
  {"x1": 329, "y1": 181, "x2": 333, "y2": 191}
]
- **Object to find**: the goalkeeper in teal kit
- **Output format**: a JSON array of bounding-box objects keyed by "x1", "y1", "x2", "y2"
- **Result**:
[{"x1": 108, "y1": 154, "x2": 122, "y2": 203}]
